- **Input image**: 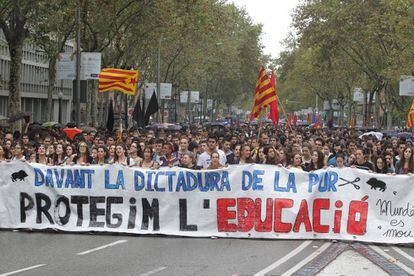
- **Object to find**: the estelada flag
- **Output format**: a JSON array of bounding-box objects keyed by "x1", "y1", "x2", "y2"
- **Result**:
[
  {"x1": 98, "y1": 68, "x2": 139, "y2": 95},
  {"x1": 250, "y1": 66, "x2": 278, "y2": 120},
  {"x1": 406, "y1": 100, "x2": 414, "y2": 128},
  {"x1": 293, "y1": 113, "x2": 298, "y2": 127}
]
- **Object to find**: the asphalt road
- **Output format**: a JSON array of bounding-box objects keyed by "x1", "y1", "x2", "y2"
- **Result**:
[{"x1": 1, "y1": 230, "x2": 414, "y2": 276}]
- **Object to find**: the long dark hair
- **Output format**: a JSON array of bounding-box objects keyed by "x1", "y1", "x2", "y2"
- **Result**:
[
  {"x1": 312, "y1": 150, "x2": 325, "y2": 169},
  {"x1": 374, "y1": 156, "x2": 389, "y2": 174}
]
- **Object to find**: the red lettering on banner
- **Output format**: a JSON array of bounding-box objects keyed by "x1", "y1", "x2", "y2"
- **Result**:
[
  {"x1": 333, "y1": 200, "x2": 343, "y2": 233},
  {"x1": 254, "y1": 198, "x2": 273, "y2": 232},
  {"x1": 274, "y1": 199, "x2": 293, "y2": 233},
  {"x1": 217, "y1": 198, "x2": 237, "y2": 232},
  {"x1": 216, "y1": 197, "x2": 368, "y2": 237},
  {"x1": 313, "y1": 198, "x2": 330, "y2": 233},
  {"x1": 293, "y1": 199, "x2": 312, "y2": 232},
  {"x1": 347, "y1": 198, "x2": 368, "y2": 235},
  {"x1": 237, "y1": 198, "x2": 255, "y2": 232}
]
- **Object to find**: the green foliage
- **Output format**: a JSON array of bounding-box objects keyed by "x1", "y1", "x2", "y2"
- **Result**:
[{"x1": 275, "y1": 0, "x2": 414, "y2": 127}]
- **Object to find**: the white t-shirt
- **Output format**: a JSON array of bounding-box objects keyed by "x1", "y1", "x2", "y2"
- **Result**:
[{"x1": 197, "y1": 149, "x2": 227, "y2": 169}]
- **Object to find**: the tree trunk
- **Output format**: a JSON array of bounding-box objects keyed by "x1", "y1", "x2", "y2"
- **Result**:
[
  {"x1": 8, "y1": 39, "x2": 24, "y2": 129},
  {"x1": 47, "y1": 58, "x2": 57, "y2": 121},
  {"x1": 90, "y1": 81, "x2": 97, "y2": 127}
]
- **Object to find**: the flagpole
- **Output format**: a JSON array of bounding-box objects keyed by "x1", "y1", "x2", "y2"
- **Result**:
[
  {"x1": 276, "y1": 95, "x2": 292, "y2": 132},
  {"x1": 124, "y1": 93, "x2": 128, "y2": 130}
]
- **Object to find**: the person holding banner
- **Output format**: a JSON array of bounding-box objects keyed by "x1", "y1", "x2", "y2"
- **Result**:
[
  {"x1": 112, "y1": 143, "x2": 135, "y2": 166},
  {"x1": 11, "y1": 142, "x2": 26, "y2": 161},
  {"x1": 304, "y1": 150, "x2": 325, "y2": 172},
  {"x1": 0, "y1": 145, "x2": 8, "y2": 162},
  {"x1": 395, "y1": 147, "x2": 414, "y2": 175},
  {"x1": 179, "y1": 152, "x2": 197, "y2": 170},
  {"x1": 92, "y1": 146, "x2": 108, "y2": 165},
  {"x1": 35, "y1": 144, "x2": 50, "y2": 165},
  {"x1": 207, "y1": 152, "x2": 223, "y2": 170},
  {"x1": 239, "y1": 145, "x2": 253, "y2": 164},
  {"x1": 71, "y1": 142, "x2": 93, "y2": 165},
  {"x1": 139, "y1": 147, "x2": 159, "y2": 169}
]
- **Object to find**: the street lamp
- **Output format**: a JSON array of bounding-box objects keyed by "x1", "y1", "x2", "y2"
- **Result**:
[{"x1": 58, "y1": 91, "x2": 63, "y2": 123}]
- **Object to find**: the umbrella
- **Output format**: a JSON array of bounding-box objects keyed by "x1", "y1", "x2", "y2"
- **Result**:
[
  {"x1": 397, "y1": 132, "x2": 413, "y2": 139},
  {"x1": 63, "y1": 128, "x2": 83, "y2": 141},
  {"x1": 146, "y1": 123, "x2": 181, "y2": 131},
  {"x1": 42, "y1": 121, "x2": 60, "y2": 128},
  {"x1": 80, "y1": 126, "x2": 97, "y2": 133},
  {"x1": 8, "y1": 111, "x2": 30, "y2": 123}
]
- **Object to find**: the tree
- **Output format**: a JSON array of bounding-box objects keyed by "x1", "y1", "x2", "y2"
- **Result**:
[
  {"x1": 29, "y1": 0, "x2": 76, "y2": 121},
  {"x1": 0, "y1": 0, "x2": 41, "y2": 128}
]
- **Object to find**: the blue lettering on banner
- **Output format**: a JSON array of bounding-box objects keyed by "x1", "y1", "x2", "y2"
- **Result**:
[
  {"x1": 34, "y1": 168, "x2": 44, "y2": 186},
  {"x1": 186, "y1": 171, "x2": 198, "y2": 191},
  {"x1": 308, "y1": 171, "x2": 338, "y2": 193},
  {"x1": 154, "y1": 171, "x2": 165, "y2": 192},
  {"x1": 105, "y1": 170, "x2": 125, "y2": 190},
  {"x1": 134, "y1": 171, "x2": 145, "y2": 191},
  {"x1": 65, "y1": 170, "x2": 74, "y2": 188},
  {"x1": 54, "y1": 169, "x2": 65, "y2": 188},
  {"x1": 274, "y1": 171, "x2": 297, "y2": 193}
]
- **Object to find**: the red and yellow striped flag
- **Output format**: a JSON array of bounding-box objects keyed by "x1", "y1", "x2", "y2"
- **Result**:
[
  {"x1": 406, "y1": 100, "x2": 414, "y2": 128},
  {"x1": 250, "y1": 66, "x2": 278, "y2": 120},
  {"x1": 98, "y1": 68, "x2": 139, "y2": 95}
]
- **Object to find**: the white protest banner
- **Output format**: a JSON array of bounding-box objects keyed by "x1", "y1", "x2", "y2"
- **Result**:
[{"x1": 0, "y1": 162, "x2": 413, "y2": 244}]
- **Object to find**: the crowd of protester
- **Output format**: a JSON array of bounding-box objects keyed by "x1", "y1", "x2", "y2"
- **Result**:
[{"x1": 0, "y1": 123, "x2": 413, "y2": 175}]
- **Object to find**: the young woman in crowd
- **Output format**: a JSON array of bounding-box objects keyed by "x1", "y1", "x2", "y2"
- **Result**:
[
  {"x1": 129, "y1": 142, "x2": 143, "y2": 165},
  {"x1": 305, "y1": 150, "x2": 325, "y2": 172},
  {"x1": 335, "y1": 152, "x2": 346, "y2": 169},
  {"x1": 11, "y1": 142, "x2": 25, "y2": 161},
  {"x1": 136, "y1": 147, "x2": 154, "y2": 169},
  {"x1": 395, "y1": 147, "x2": 414, "y2": 175},
  {"x1": 112, "y1": 143, "x2": 135, "y2": 166},
  {"x1": 207, "y1": 152, "x2": 223, "y2": 169},
  {"x1": 239, "y1": 145, "x2": 253, "y2": 164},
  {"x1": 108, "y1": 145, "x2": 116, "y2": 163},
  {"x1": 180, "y1": 152, "x2": 197, "y2": 169},
  {"x1": 0, "y1": 145, "x2": 7, "y2": 161},
  {"x1": 94, "y1": 146, "x2": 108, "y2": 165},
  {"x1": 159, "y1": 142, "x2": 179, "y2": 167},
  {"x1": 264, "y1": 145, "x2": 277, "y2": 165},
  {"x1": 71, "y1": 142, "x2": 93, "y2": 165},
  {"x1": 290, "y1": 153, "x2": 303, "y2": 170},
  {"x1": 65, "y1": 145, "x2": 75, "y2": 163},
  {"x1": 53, "y1": 144, "x2": 67, "y2": 165},
  {"x1": 374, "y1": 156, "x2": 392, "y2": 174},
  {"x1": 256, "y1": 147, "x2": 266, "y2": 164},
  {"x1": 277, "y1": 148, "x2": 290, "y2": 167},
  {"x1": 36, "y1": 144, "x2": 49, "y2": 165}
]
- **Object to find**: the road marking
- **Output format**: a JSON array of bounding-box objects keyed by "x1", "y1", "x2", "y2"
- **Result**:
[
  {"x1": 76, "y1": 239, "x2": 128, "y2": 256},
  {"x1": 281, "y1": 242, "x2": 331, "y2": 276},
  {"x1": 392, "y1": 246, "x2": 414, "y2": 264},
  {"x1": 254, "y1": 240, "x2": 312, "y2": 276},
  {"x1": 370, "y1": 245, "x2": 414, "y2": 275},
  {"x1": 0, "y1": 264, "x2": 46, "y2": 276},
  {"x1": 139, "y1": 266, "x2": 167, "y2": 276}
]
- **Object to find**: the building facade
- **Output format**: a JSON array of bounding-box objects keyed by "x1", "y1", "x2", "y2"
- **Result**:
[{"x1": 0, "y1": 30, "x2": 72, "y2": 124}]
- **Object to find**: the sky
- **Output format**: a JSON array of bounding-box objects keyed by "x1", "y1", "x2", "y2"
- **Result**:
[{"x1": 230, "y1": 0, "x2": 300, "y2": 58}]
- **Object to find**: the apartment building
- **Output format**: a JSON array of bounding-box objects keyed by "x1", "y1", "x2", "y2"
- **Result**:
[{"x1": 0, "y1": 30, "x2": 72, "y2": 123}]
